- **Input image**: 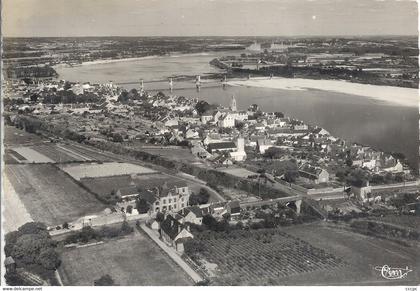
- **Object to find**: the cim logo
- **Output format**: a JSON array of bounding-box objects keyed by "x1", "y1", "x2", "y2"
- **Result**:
[{"x1": 375, "y1": 265, "x2": 413, "y2": 280}]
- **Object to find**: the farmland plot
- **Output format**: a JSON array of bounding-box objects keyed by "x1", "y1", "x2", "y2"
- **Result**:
[
  {"x1": 61, "y1": 162, "x2": 157, "y2": 180},
  {"x1": 282, "y1": 223, "x2": 420, "y2": 285},
  {"x1": 12, "y1": 147, "x2": 55, "y2": 163},
  {"x1": 4, "y1": 125, "x2": 44, "y2": 146},
  {"x1": 30, "y1": 144, "x2": 88, "y2": 163},
  {"x1": 188, "y1": 228, "x2": 347, "y2": 285},
  {"x1": 5, "y1": 164, "x2": 106, "y2": 226},
  {"x1": 59, "y1": 233, "x2": 192, "y2": 286},
  {"x1": 81, "y1": 174, "x2": 185, "y2": 199}
]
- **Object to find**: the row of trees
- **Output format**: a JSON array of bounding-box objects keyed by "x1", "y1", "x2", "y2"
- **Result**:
[{"x1": 64, "y1": 222, "x2": 133, "y2": 245}]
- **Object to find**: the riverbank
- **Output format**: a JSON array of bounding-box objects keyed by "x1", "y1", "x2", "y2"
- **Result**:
[
  {"x1": 53, "y1": 52, "x2": 214, "y2": 69},
  {"x1": 227, "y1": 77, "x2": 419, "y2": 108}
]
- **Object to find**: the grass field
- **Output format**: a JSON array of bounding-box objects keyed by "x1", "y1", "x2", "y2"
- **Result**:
[
  {"x1": 61, "y1": 162, "x2": 157, "y2": 180},
  {"x1": 5, "y1": 164, "x2": 106, "y2": 226},
  {"x1": 217, "y1": 167, "x2": 256, "y2": 178},
  {"x1": 4, "y1": 125, "x2": 44, "y2": 146},
  {"x1": 366, "y1": 215, "x2": 420, "y2": 231},
  {"x1": 80, "y1": 173, "x2": 188, "y2": 199},
  {"x1": 59, "y1": 233, "x2": 192, "y2": 286}
]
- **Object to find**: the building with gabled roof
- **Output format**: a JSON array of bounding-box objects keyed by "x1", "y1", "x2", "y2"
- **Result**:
[
  {"x1": 160, "y1": 215, "x2": 194, "y2": 253},
  {"x1": 298, "y1": 164, "x2": 329, "y2": 184},
  {"x1": 178, "y1": 206, "x2": 203, "y2": 225}
]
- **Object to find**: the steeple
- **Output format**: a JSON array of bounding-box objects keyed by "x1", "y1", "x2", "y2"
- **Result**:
[{"x1": 230, "y1": 95, "x2": 237, "y2": 112}]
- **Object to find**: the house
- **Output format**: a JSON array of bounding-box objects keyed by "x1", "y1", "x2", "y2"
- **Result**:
[
  {"x1": 213, "y1": 155, "x2": 233, "y2": 165},
  {"x1": 116, "y1": 186, "x2": 139, "y2": 202},
  {"x1": 229, "y1": 137, "x2": 247, "y2": 161},
  {"x1": 191, "y1": 143, "x2": 212, "y2": 159},
  {"x1": 382, "y1": 160, "x2": 404, "y2": 173},
  {"x1": 5, "y1": 257, "x2": 16, "y2": 273},
  {"x1": 178, "y1": 206, "x2": 203, "y2": 225},
  {"x1": 298, "y1": 164, "x2": 330, "y2": 184},
  {"x1": 218, "y1": 113, "x2": 235, "y2": 128},
  {"x1": 210, "y1": 202, "x2": 227, "y2": 218},
  {"x1": 225, "y1": 200, "x2": 241, "y2": 220},
  {"x1": 257, "y1": 138, "x2": 274, "y2": 154},
  {"x1": 201, "y1": 112, "x2": 213, "y2": 124},
  {"x1": 208, "y1": 141, "x2": 237, "y2": 154},
  {"x1": 138, "y1": 182, "x2": 191, "y2": 214},
  {"x1": 146, "y1": 218, "x2": 161, "y2": 230},
  {"x1": 352, "y1": 180, "x2": 372, "y2": 200},
  {"x1": 160, "y1": 215, "x2": 194, "y2": 253}
]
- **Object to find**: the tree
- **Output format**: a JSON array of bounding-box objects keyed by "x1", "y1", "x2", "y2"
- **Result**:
[
  {"x1": 117, "y1": 91, "x2": 129, "y2": 103},
  {"x1": 135, "y1": 198, "x2": 150, "y2": 214},
  {"x1": 284, "y1": 170, "x2": 299, "y2": 183},
  {"x1": 112, "y1": 133, "x2": 124, "y2": 142},
  {"x1": 156, "y1": 212, "x2": 165, "y2": 222},
  {"x1": 346, "y1": 168, "x2": 370, "y2": 187},
  {"x1": 263, "y1": 147, "x2": 285, "y2": 159},
  {"x1": 189, "y1": 188, "x2": 210, "y2": 205},
  {"x1": 274, "y1": 112, "x2": 284, "y2": 118},
  {"x1": 38, "y1": 249, "x2": 61, "y2": 270},
  {"x1": 195, "y1": 100, "x2": 211, "y2": 115},
  {"x1": 94, "y1": 274, "x2": 115, "y2": 286}
]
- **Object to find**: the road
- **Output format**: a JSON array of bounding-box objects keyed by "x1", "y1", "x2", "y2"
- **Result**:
[{"x1": 139, "y1": 223, "x2": 203, "y2": 283}]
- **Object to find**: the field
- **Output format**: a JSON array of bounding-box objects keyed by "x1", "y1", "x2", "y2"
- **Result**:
[
  {"x1": 11, "y1": 146, "x2": 55, "y2": 163},
  {"x1": 4, "y1": 125, "x2": 44, "y2": 146},
  {"x1": 124, "y1": 142, "x2": 198, "y2": 163},
  {"x1": 281, "y1": 222, "x2": 420, "y2": 285},
  {"x1": 3, "y1": 176, "x2": 33, "y2": 233},
  {"x1": 188, "y1": 228, "x2": 347, "y2": 285},
  {"x1": 5, "y1": 164, "x2": 106, "y2": 226},
  {"x1": 59, "y1": 233, "x2": 192, "y2": 286},
  {"x1": 217, "y1": 167, "x2": 256, "y2": 178},
  {"x1": 80, "y1": 173, "x2": 189, "y2": 198},
  {"x1": 188, "y1": 222, "x2": 420, "y2": 285},
  {"x1": 366, "y1": 215, "x2": 420, "y2": 230},
  {"x1": 60, "y1": 162, "x2": 157, "y2": 180},
  {"x1": 30, "y1": 144, "x2": 91, "y2": 162}
]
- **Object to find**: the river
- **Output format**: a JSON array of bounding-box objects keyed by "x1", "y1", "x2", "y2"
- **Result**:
[{"x1": 55, "y1": 51, "x2": 419, "y2": 171}]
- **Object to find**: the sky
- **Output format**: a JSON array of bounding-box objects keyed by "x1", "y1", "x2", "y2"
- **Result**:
[{"x1": 2, "y1": 0, "x2": 418, "y2": 37}]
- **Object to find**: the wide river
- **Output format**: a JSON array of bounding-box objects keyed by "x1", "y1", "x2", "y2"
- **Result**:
[{"x1": 55, "y1": 51, "x2": 419, "y2": 171}]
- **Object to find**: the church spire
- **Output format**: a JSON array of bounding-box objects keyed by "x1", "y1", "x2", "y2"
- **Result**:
[{"x1": 230, "y1": 95, "x2": 237, "y2": 112}]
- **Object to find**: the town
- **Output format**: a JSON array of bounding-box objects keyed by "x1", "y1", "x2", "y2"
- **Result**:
[{"x1": 3, "y1": 75, "x2": 420, "y2": 286}]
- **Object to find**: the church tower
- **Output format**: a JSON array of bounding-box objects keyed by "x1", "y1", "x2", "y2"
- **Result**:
[{"x1": 230, "y1": 95, "x2": 237, "y2": 112}]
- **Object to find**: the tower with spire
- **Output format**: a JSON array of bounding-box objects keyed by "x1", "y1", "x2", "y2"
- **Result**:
[{"x1": 230, "y1": 95, "x2": 237, "y2": 112}]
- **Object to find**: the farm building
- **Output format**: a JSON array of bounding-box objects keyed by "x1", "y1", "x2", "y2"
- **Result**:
[
  {"x1": 116, "y1": 186, "x2": 139, "y2": 201},
  {"x1": 160, "y1": 215, "x2": 194, "y2": 253},
  {"x1": 178, "y1": 206, "x2": 203, "y2": 225},
  {"x1": 298, "y1": 164, "x2": 329, "y2": 184},
  {"x1": 226, "y1": 200, "x2": 241, "y2": 220}
]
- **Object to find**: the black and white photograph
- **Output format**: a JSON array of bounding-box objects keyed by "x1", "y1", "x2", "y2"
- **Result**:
[{"x1": 1, "y1": 0, "x2": 419, "y2": 288}]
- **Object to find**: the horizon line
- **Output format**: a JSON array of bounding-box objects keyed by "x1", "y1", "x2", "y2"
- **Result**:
[{"x1": 3, "y1": 34, "x2": 419, "y2": 39}]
